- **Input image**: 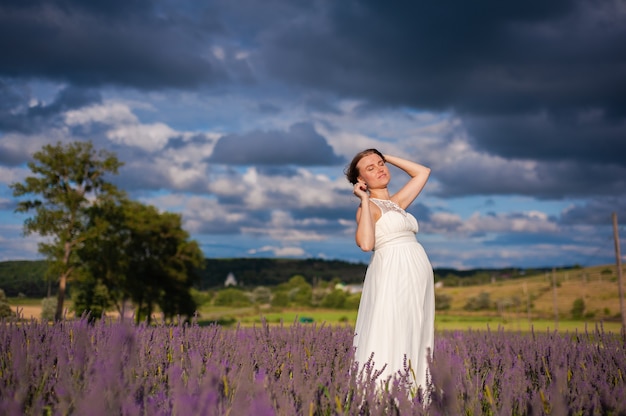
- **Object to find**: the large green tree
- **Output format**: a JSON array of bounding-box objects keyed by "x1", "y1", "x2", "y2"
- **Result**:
[
  {"x1": 78, "y1": 199, "x2": 204, "y2": 323},
  {"x1": 11, "y1": 141, "x2": 123, "y2": 321}
]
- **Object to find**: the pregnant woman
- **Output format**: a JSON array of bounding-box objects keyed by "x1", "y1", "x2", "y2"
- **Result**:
[{"x1": 345, "y1": 148, "x2": 434, "y2": 392}]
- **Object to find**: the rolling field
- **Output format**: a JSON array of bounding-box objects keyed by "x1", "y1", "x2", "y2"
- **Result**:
[
  {"x1": 437, "y1": 265, "x2": 622, "y2": 320},
  {"x1": 8, "y1": 264, "x2": 624, "y2": 333}
]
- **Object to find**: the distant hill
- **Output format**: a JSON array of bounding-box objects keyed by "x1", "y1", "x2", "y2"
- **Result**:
[
  {"x1": 0, "y1": 258, "x2": 576, "y2": 297},
  {"x1": 0, "y1": 258, "x2": 370, "y2": 296},
  {"x1": 0, "y1": 260, "x2": 51, "y2": 297}
]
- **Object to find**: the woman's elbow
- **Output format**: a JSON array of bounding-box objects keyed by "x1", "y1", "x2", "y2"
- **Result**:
[{"x1": 357, "y1": 241, "x2": 374, "y2": 252}]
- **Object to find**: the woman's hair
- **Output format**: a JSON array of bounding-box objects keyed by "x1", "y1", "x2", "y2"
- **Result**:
[{"x1": 344, "y1": 148, "x2": 386, "y2": 184}]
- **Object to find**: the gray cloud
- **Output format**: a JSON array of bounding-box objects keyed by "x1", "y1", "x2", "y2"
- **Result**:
[
  {"x1": 559, "y1": 197, "x2": 626, "y2": 226},
  {"x1": 464, "y1": 112, "x2": 626, "y2": 166},
  {"x1": 434, "y1": 158, "x2": 626, "y2": 199},
  {"x1": 165, "y1": 134, "x2": 215, "y2": 151},
  {"x1": 0, "y1": 1, "x2": 225, "y2": 88},
  {"x1": 259, "y1": 0, "x2": 626, "y2": 170},
  {"x1": 263, "y1": 0, "x2": 624, "y2": 113},
  {"x1": 208, "y1": 122, "x2": 345, "y2": 165},
  {"x1": 0, "y1": 80, "x2": 102, "y2": 136}
]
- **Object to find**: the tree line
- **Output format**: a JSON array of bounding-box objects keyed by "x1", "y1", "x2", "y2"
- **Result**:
[{"x1": 1, "y1": 257, "x2": 545, "y2": 300}]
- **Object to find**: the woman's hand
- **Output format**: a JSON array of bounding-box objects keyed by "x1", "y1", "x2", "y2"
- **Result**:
[
  {"x1": 383, "y1": 154, "x2": 430, "y2": 209},
  {"x1": 353, "y1": 181, "x2": 369, "y2": 200}
]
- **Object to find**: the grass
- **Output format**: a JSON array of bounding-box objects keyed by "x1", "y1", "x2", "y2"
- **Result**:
[
  {"x1": 239, "y1": 309, "x2": 358, "y2": 326},
  {"x1": 434, "y1": 313, "x2": 623, "y2": 333},
  {"x1": 193, "y1": 305, "x2": 624, "y2": 333},
  {"x1": 7, "y1": 297, "x2": 45, "y2": 306},
  {"x1": 9, "y1": 299, "x2": 622, "y2": 333}
]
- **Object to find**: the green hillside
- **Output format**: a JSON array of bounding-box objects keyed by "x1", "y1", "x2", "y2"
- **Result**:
[{"x1": 435, "y1": 264, "x2": 623, "y2": 322}]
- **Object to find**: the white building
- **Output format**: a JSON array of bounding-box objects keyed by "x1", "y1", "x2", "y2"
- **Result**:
[{"x1": 224, "y1": 272, "x2": 237, "y2": 287}]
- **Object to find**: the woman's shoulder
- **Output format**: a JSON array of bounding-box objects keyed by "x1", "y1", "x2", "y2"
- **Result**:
[{"x1": 356, "y1": 199, "x2": 382, "y2": 222}]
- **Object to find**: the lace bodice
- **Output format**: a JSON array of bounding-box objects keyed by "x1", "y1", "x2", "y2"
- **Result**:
[
  {"x1": 370, "y1": 198, "x2": 419, "y2": 243},
  {"x1": 370, "y1": 198, "x2": 407, "y2": 216}
]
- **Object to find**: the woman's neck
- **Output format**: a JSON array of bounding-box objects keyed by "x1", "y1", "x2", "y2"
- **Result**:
[{"x1": 369, "y1": 189, "x2": 390, "y2": 200}]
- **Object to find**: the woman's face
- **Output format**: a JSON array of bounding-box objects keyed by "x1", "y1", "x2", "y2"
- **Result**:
[{"x1": 356, "y1": 153, "x2": 390, "y2": 189}]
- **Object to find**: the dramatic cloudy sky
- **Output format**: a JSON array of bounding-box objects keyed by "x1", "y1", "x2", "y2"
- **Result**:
[{"x1": 1, "y1": 0, "x2": 625, "y2": 269}]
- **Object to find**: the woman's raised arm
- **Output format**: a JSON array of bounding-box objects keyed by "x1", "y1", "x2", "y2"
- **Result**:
[{"x1": 384, "y1": 154, "x2": 431, "y2": 210}]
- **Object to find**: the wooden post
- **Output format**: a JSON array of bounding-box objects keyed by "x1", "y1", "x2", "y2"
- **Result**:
[
  {"x1": 612, "y1": 212, "x2": 625, "y2": 332},
  {"x1": 552, "y1": 268, "x2": 558, "y2": 331},
  {"x1": 524, "y1": 281, "x2": 532, "y2": 329}
]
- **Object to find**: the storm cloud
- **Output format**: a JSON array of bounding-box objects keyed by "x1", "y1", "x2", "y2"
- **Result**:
[{"x1": 209, "y1": 123, "x2": 345, "y2": 166}]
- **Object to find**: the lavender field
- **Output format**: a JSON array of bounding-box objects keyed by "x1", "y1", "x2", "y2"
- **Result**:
[{"x1": 1, "y1": 318, "x2": 624, "y2": 415}]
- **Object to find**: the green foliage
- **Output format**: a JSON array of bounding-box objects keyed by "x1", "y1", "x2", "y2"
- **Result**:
[
  {"x1": 11, "y1": 140, "x2": 123, "y2": 321},
  {"x1": 41, "y1": 297, "x2": 56, "y2": 322},
  {"x1": 311, "y1": 287, "x2": 328, "y2": 306},
  {"x1": 464, "y1": 292, "x2": 492, "y2": 311},
  {"x1": 79, "y1": 199, "x2": 204, "y2": 323},
  {"x1": 213, "y1": 288, "x2": 252, "y2": 307},
  {"x1": 320, "y1": 289, "x2": 347, "y2": 309},
  {"x1": 571, "y1": 298, "x2": 586, "y2": 320},
  {"x1": 435, "y1": 292, "x2": 452, "y2": 311},
  {"x1": 276, "y1": 275, "x2": 308, "y2": 290},
  {"x1": 276, "y1": 275, "x2": 313, "y2": 306},
  {"x1": 344, "y1": 293, "x2": 361, "y2": 310},
  {"x1": 271, "y1": 291, "x2": 289, "y2": 307},
  {"x1": 190, "y1": 288, "x2": 213, "y2": 307},
  {"x1": 290, "y1": 285, "x2": 313, "y2": 307},
  {"x1": 71, "y1": 275, "x2": 113, "y2": 321},
  {"x1": 0, "y1": 289, "x2": 13, "y2": 318},
  {"x1": 318, "y1": 289, "x2": 361, "y2": 310},
  {"x1": 251, "y1": 286, "x2": 272, "y2": 304},
  {"x1": 270, "y1": 275, "x2": 314, "y2": 306}
]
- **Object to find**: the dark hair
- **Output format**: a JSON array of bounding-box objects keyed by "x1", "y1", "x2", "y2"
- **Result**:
[{"x1": 344, "y1": 148, "x2": 386, "y2": 184}]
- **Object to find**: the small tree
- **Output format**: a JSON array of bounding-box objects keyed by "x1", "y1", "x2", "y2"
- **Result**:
[
  {"x1": 464, "y1": 292, "x2": 492, "y2": 311},
  {"x1": 41, "y1": 297, "x2": 57, "y2": 321},
  {"x1": 214, "y1": 288, "x2": 252, "y2": 307},
  {"x1": 435, "y1": 292, "x2": 452, "y2": 311},
  {"x1": 571, "y1": 298, "x2": 585, "y2": 320},
  {"x1": 345, "y1": 293, "x2": 361, "y2": 310},
  {"x1": 277, "y1": 275, "x2": 313, "y2": 306},
  {"x1": 271, "y1": 291, "x2": 289, "y2": 308},
  {"x1": 251, "y1": 286, "x2": 272, "y2": 304},
  {"x1": 11, "y1": 141, "x2": 123, "y2": 321},
  {"x1": 320, "y1": 289, "x2": 347, "y2": 309},
  {"x1": 0, "y1": 289, "x2": 14, "y2": 318}
]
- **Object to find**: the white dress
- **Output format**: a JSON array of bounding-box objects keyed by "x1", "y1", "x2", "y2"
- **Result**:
[{"x1": 353, "y1": 198, "x2": 434, "y2": 388}]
